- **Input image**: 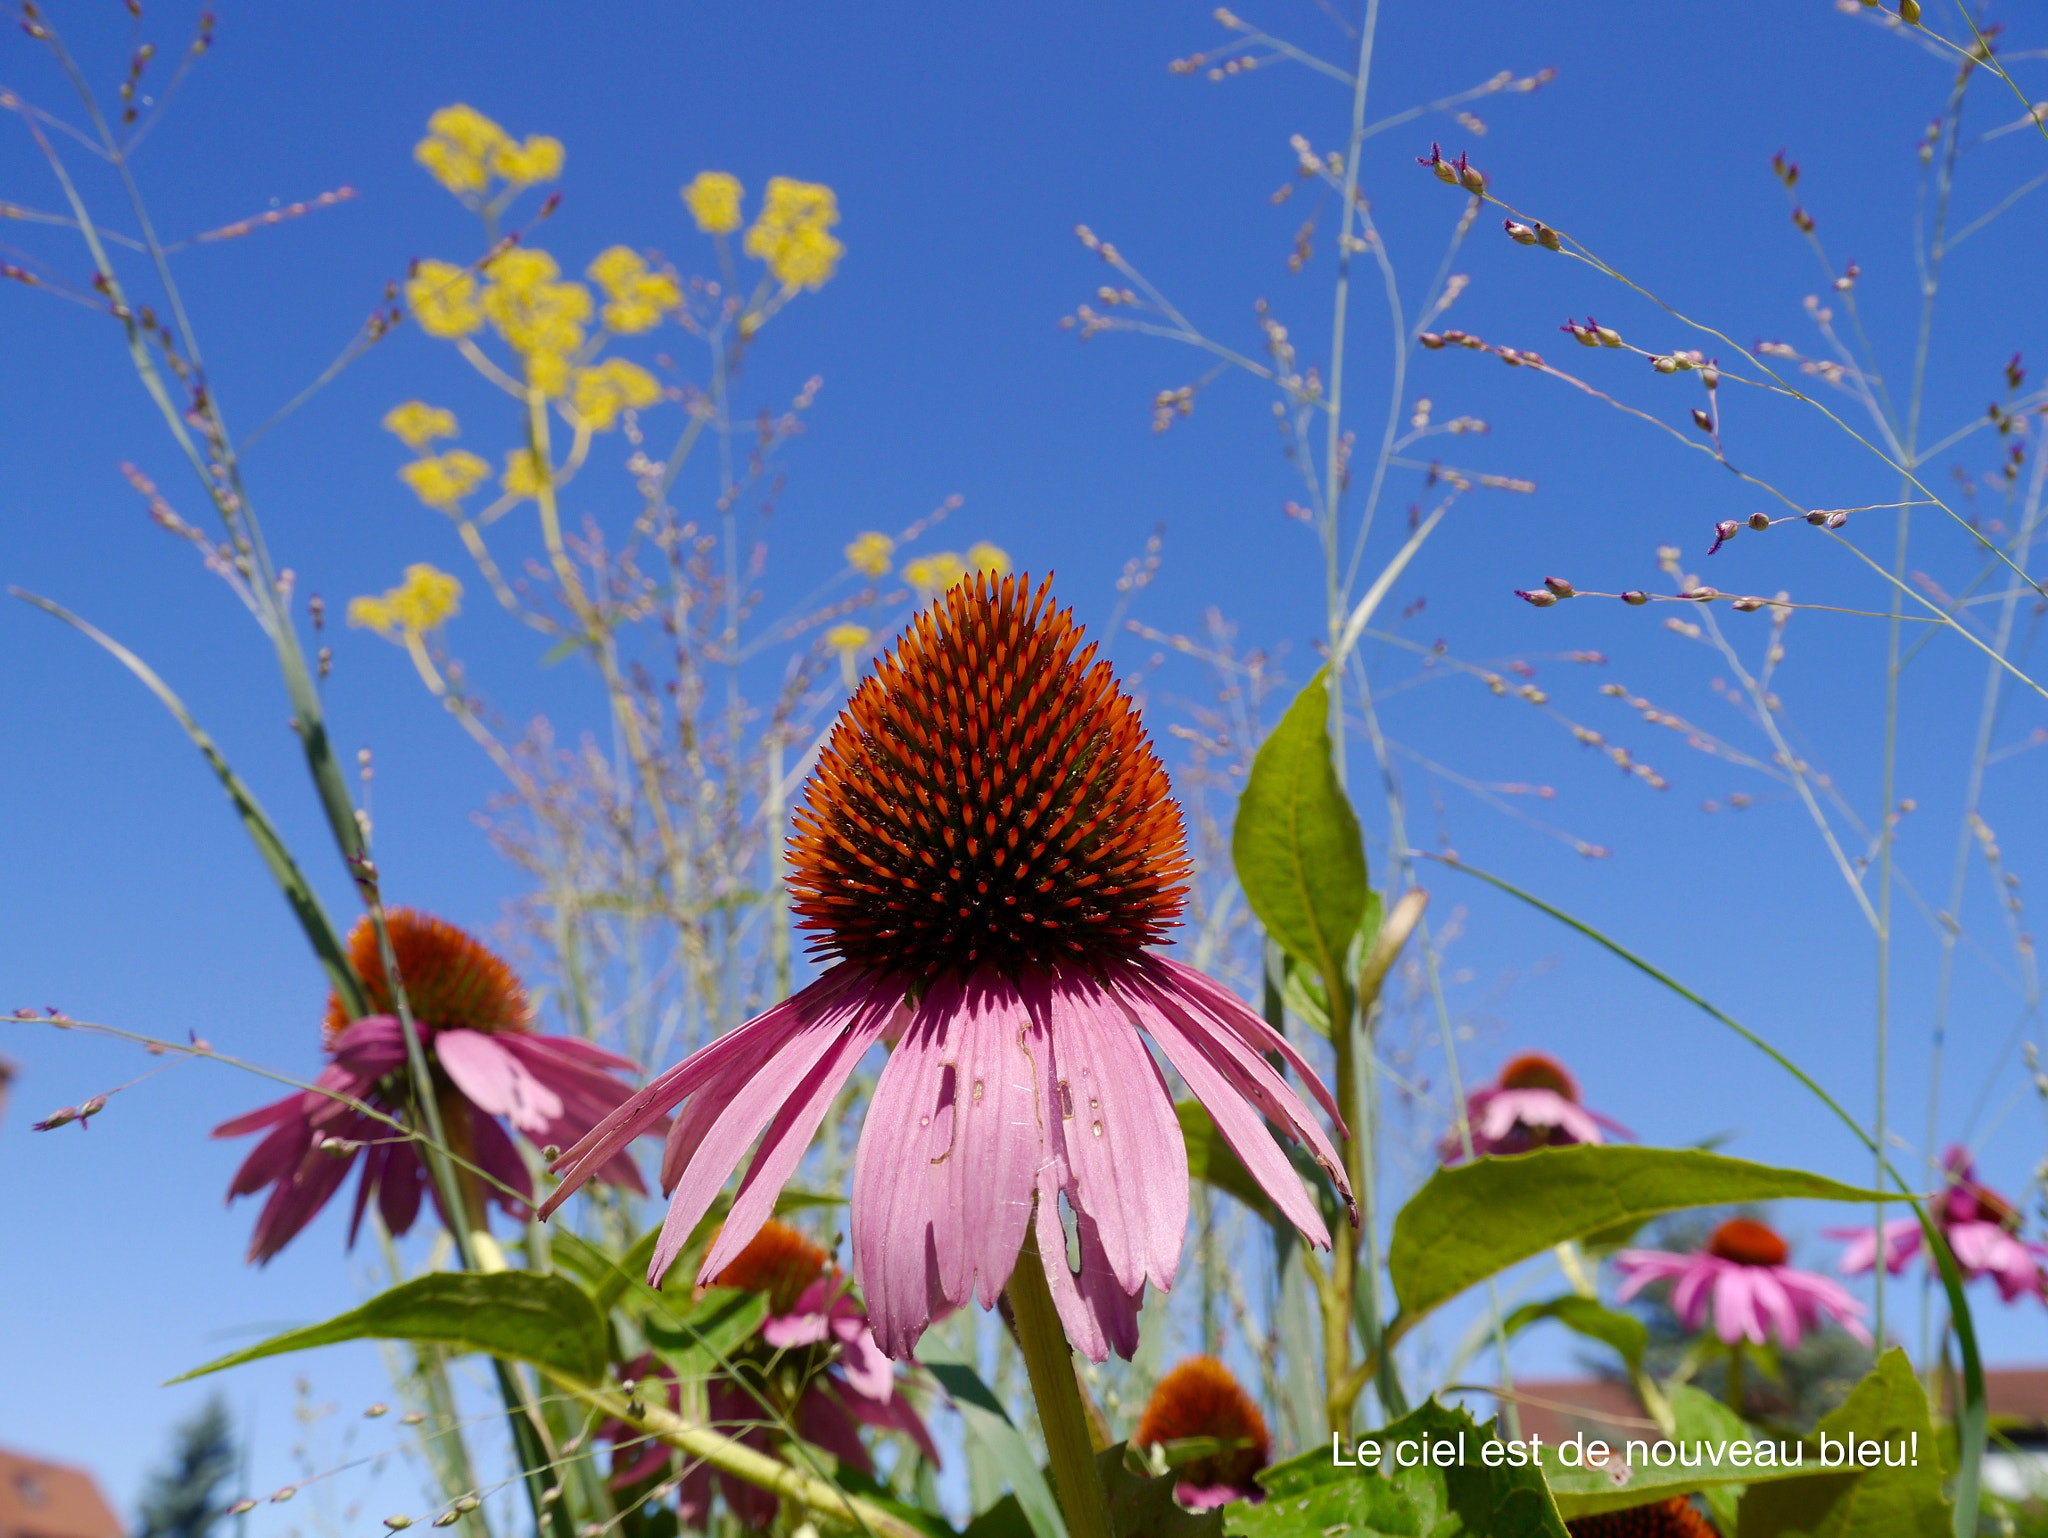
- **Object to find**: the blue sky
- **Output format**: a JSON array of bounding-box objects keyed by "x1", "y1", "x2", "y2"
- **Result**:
[{"x1": 4, "y1": 0, "x2": 2047, "y2": 1518}]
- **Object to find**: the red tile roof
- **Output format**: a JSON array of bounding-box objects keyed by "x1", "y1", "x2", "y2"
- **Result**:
[{"x1": 0, "y1": 1450, "x2": 123, "y2": 1538}]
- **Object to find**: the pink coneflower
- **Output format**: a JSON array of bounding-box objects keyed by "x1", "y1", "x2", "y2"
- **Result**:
[
  {"x1": 214, "y1": 910, "x2": 648, "y2": 1263},
  {"x1": 1828, "y1": 1146, "x2": 2046, "y2": 1303},
  {"x1": 1443, "y1": 1051, "x2": 1630, "y2": 1161},
  {"x1": 1132, "y1": 1356, "x2": 1269, "y2": 1510},
  {"x1": 601, "y1": 1221, "x2": 937, "y2": 1527},
  {"x1": 1615, "y1": 1218, "x2": 1871, "y2": 1348},
  {"x1": 543, "y1": 573, "x2": 1354, "y2": 1361}
]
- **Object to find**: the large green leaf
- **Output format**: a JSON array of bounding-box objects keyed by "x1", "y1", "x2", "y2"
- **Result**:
[
  {"x1": 643, "y1": 1286, "x2": 770, "y2": 1379},
  {"x1": 1232, "y1": 667, "x2": 1367, "y2": 1013},
  {"x1": 171, "y1": 1271, "x2": 608, "y2": 1387},
  {"x1": 922, "y1": 1346, "x2": 1067, "y2": 1538},
  {"x1": 1096, "y1": 1444, "x2": 1222, "y2": 1537},
  {"x1": 1389, "y1": 1146, "x2": 1887, "y2": 1332},
  {"x1": 1226, "y1": 1399, "x2": 1566, "y2": 1537},
  {"x1": 1737, "y1": 1349, "x2": 1948, "y2": 1538},
  {"x1": 1503, "y1": 1294, "x2": 1648, "y2": 1374},
  {"x1": 1542, "y1": 1383, "x2": 1824, "y2": 1521}
]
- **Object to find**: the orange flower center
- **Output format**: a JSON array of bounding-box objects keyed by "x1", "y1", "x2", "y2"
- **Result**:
[
  {"x1": 1564, "y1": 1494, "x2": 1718, "y2": 1537},
  {"x1": 323, "y1": 908, "x2": 531, "y2": 1044},
  {"x1": 1706, "y1": 1218, "x2": 1788, "y2": 1268},
  {"x1": 788, "y1": 573, "x2": 1190, "y2": 979},
  {"x1": 711, "y1": 1220, "x2": 830, "y2": 1316},
  {"x1": 1496, "y1": 1051, "x2": 1580, "y2": 1100},
  {"x1": 1133, "y1": 1356, "x2": 1269, "y2": 1491}
]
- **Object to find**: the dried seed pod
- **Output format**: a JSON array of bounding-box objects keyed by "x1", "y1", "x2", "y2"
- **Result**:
[
  {"x1": 1622, "y1": 590, "x2": 1650, "y2": 606},
  {"x1": 1748, "y1": 512, "x2": 1772, "y2": 531}
]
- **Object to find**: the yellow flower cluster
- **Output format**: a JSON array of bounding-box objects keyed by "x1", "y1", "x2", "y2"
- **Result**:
[
  {"x1": 744, "y1": 177, "x2": 844, "y2": 290},
  {"x1": 571, "y1": 359, "x2": 662, "y2": 431},
  {"x1": 587, "y1": 247, "x2": 681, "y2": 335},
  {"x1": 682, "y1": 172, "x2": 744, "y2": 236},
  {"x1": 902, "y1": 542, "x2": 1011, "y2": 595},
  {"x1": 400, "y1": 450, "x2": 491, "y2": 510},
  {"x1": 501, "y1": 447, "x2": 546, "y2": 500},
  {"x1": 414, "y1": 104, "x2": 564, "y2": 197},
  {"x1": 382, "y1": 401, "x2": 457, "y2": 450},
  {"x1": 843, "y1": 530, "x2": 895, "y2": 576},
  {"x1": 824, "y1": 622, "x2": 872, "y2": 654},
  {"x1": 348, "y1": 564, "x2": 463, "y2": 639},
  {"x1": 406, "y1": 260, "x2": 483, "y2": 339},
  {"x1": 480, "y1": 249, "x2": 592, "y2": 397}
]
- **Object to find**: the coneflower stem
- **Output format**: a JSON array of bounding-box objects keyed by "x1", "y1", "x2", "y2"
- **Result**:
[
  {"x1": 1006, "y1": 1227, "x2": 1114, "y2": 1538},
  {"x1": 1726, "y1": 1343, "x2": 1746, "y2": 1416}
]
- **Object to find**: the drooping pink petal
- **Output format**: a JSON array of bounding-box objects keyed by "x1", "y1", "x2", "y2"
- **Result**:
[
  {"x1": 1778, "y1": 1268, "x2": 1871, "y2": 1344},
  {"x1": 379, "y1": 1138, "x2": 427, "y2": 1236},
  {"x1": 1144, "y1": 955, "x2": 1349, "y2": 1136},
  {"x1": 796, "y1": 1381, "x2": 873, "y2": 1477},
  {"x1": 226, "y1": 1113, "x2": 316, "y2": 1200},
  {"x1": 659, "y1": 1055, "x2": 756, "y2": 1194},
  {"x1": 1712, "y1": 1265, "x2": 1764, "y2": 1345},
  {"x1": 541, "y1": 968, "x2": 854, "y2": 1218},
  {"x1": 1748, "y1": 1270, "x2": 1803, "y2": 1348},
  {"x1": 465, "y1": 1101, "x2": 535, "y2": 1217},
  {"x1": 1827, "y1": 1218, "x2": 1921, "y2": 1276},
  {"x1": 244, "y1": 1120, "x2": 368, "y2": 1264},
  {"x1": 1047, "y1": 971, "x2": 1188, "y2": 1296},
  {"x1": 830, "y1": 1311, "x2": 895, "y2": 1405},
  {"x1": 1612, "y1": 1250, "x2": 1694, "y2": 1302},
  {"x1": 649, "y1": 985, "x2": 880, "y2": 1288},
  {"x1": 926, "y1": 974, "x2": 1046, "y2": 1313},
  {"x1": 1950, "y1": 1221, "x2": 2041, "y2": 1301},
  {"x1": 346, "y1": 1136, "x2": 388, "y2": 1248},
  {"x1": 436, "y1": 1029, "x2": 564, "y2": 1134},
  {"x1": 212, "y1": 1092, "x2": 303, "y2": 1140},
  {"x1": 691, "y1": 990, "x2": 897, "y2": 1285},
  {"x1": 327, "y1": 1015, "x2": 410, "y2": 1079},
  {"x1": 1126, "y1": 982, "x2": 1331, "y2": 1251},
  {"x1": 1032, "y1": 1166, "x2": 1142, "y2": 1362},
  {"x1": 1115, "y1": 965, "x2": 1353, "y2": 1226},
  {"x1": 852, "y1": 994, "x2": 965, "y2": 1359},
  {"x1": 825, "y1": 1373, "x2": 942, "y2": 1466}
]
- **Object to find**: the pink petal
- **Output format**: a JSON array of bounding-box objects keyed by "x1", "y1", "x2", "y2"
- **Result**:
[
  {"x1": 1712, "y1": 1266, "x2": 1764, "y2": 1345},
  {"x1": 825, "y1": 1373, "x2": 942, "y2": 1466},
  {"x1": 1116, "y1": 966, "x2": 1354, "y2": 1225},
  {"x1": 1750, "y1": 1270, "x2": 1803, "y2": 1348},
  {"x1": 379, "y1": 1138, "x2": 427, "y2": 1236},
  {"x1": 1144, "y1": 955, "x2": 1349, "y2": 1135},
  {"x1": 436, "y1": 1029, "x2": 564, "y2": 1134},
  {"x1": 226, "y1": 1113, "x2": 316, "y2": 1200},
  {"x1": 852, "y1": 996, "x2": 966, "y2": 1359},
  {"x1": 1124, "y1": 983, "x2": 1332, "y2": 1250},
  {"x1": 540, "y1": 967, "x2": 854, "y2": 1219},
  {"x1": 328, "y1": 1015, "x2": 410, "y2": 1078},
  {"x1": 1047, "y1": 972, "x2": 1187, "y2": 1295},
  {"x1": 1669, "y1": 1259, "x2": 1716, "y2": 1331},
  {"x1": 659, "y1": 1056, "x2": 756, "y2": 1194},
  {"x1": 693, "y1": 991, "x2": 896, "y2": 1284},
  {"x1": 212, "y1": 1091, "x2": 304, "y2": 1140},
  {"x1": 1032, "y1": 1167, "x2": 1142, "y2": 1362},
  {"x1": 465, "y1": 1101, "x2": 535, "y2": 1217},
  {"x1": 649, "y1": 987, "x2": 879, "y2": 1288}
]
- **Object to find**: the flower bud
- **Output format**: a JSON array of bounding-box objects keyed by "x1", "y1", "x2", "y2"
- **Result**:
[
  {"x1": 1504, "y1": 220, "x2": 1538, "y2": 245},
  {"x1": 1748, "y1": 512, "x2": 1771, "y2": 531},
  {"x1": 454, "y1": 1498, "x2": 481, "y2": 1514},
  {"x1": 227, "y1": 1502, "x2": 258, "y2": 1517},
  {"x1": 1621, "y1": 590, "x2": 1650, "y2": 605},
  {"x1": 1653, "y1": 356, "x2": 1679, "y2": 374},
  {"x1": 366, "y1": 1403, "x2": 390, "y2": 1418},
  {"x1": 1592, "y1": 320, "x2": 1623, "y2": 348},
  {"x1": 1690, "y1": 586, "x2": 1720, "y2": 602},
  {"x1": 1732, "y1": 596, "x2": 1766, "y2": 611},
  {"x1": 1564, "y1": 319, "x2": 1598, "y2": 347},
  {"x1": 1692, "y1": 408, "x2": 1714, "y2": 431},
  {"x1": 433, "y1": 1515, "x2": 462, "y2": 1529},
  {"x1": 1899, "y1": 0, "x2": 1920, "y2": 21},
  {"x1": 1535, "y1": 223, "x2": 1562, "y2": 251},
  {"x1": 1419, "y1": 332, "x2": 1446, "y2": 349},
  {"x1": 1459, "y1": 161, "x2": 1486, "y2": 195},
  {"x1": 1806, "y1": 508, "x2": 1829, "y2": 525},
  {"x1": 384, "y1": 1517, "x2": 414, "y2": 1530},
  {"x1": 1701, "y1": 366, "x2": 1720, "y2": 389},
  {"x1": 1544, "y1": 576, "x2": 1575, "y2": 597},
  {"x1": 1710, "y1": 520, "x2": 1739, "y2": 554},
  {"x1": 1826, "y1": 510, "x2": 1848, "y2": 529},
  {"x1": 1514, "y1": 588, "x2": 1558, "y2": 608},
  {"x1": 1500, "y1": 348, "x2": 1523, "y2": 365}
]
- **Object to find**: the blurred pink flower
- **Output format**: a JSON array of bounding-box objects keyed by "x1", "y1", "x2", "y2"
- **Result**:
[
  {"x1": 542, "y1": 577, "x2": 1354, "y2": 1363},
  {"x1": 1828, "y1": 1147, "x2": 2046, "y2": 1304},
  {"x1": 213, "y1": 911, "x2": 650, "y2": 1263},
  {"x1": 1443, "y1": 1051, "x2": 1630, "y2": 1161},
  {"x1": 1615, "y1": 1217, "x2": 1871, "y2": 1348},
  {"x1": 600, "y1": 1221, "x2": 937, "y2": 1523}
]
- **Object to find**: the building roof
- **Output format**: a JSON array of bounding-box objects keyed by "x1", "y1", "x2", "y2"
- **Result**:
[{"x1": 0, "y1": 1450, "x2": 123, "y2": 1538}]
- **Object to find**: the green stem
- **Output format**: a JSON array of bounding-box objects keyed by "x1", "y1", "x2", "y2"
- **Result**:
[
  {"x1": 1006, "y1": 1227, "x2": 1113, "y2": 1538},
  {"x1": 1726, "y1": 1343, "x2": 1746, "y2": 1415}
]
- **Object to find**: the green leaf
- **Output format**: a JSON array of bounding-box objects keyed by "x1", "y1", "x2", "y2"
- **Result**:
[
  {"x1": 598, "y1": 1188, "x2": 846, "y2": 1313},
  {"x1": 1503, "y1": 1294, "x2": 1649, "y2": 1374},
  {"x1": 643, "y1": 1286, "x2": 770, "y2": 1379},
  {"x1": 1226, "y1": 1399, "x2": 1566, "y2": 1537},
  {"x1": 1388, "y1": 1146, "x2": 1888, "y2": 1336},
  {"x1": 1096, "y1": 1443, "x2": 1222, "y2": 1537},
  {"x1": 1736, "y1": 1349, "x2": 1948, "y2": 1538},
  {"x1": 922, "y1": 1346, "x2": 1067, "y2": 1538},
  {"x1": 1233, "y1": 667, "x2": 1367, "y2": 1015},
  {"x1": 170, "y1": 1271, "x2": 608, "y2": 1387},
  {"x1": 15, "y1": 589, "x2": 368, "y2": 1018},
  {"x1": 1178, "y1": 1100, "x2": 1280, "y2": 1228},
  {"x1": 1671, "y1": 1383, "x2": 1757, "y2": 1532}
]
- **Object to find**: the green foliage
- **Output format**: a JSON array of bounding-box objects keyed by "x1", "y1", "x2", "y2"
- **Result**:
[
  {"x1": 1094, "y1": 1444, "x2": 1223, "y2": 1538},
  {"x1": 923, "y1": 1345, "x2": 1068, "y2": 1538},
  {"x1": 1736, "y1": 1349, "x2": 1949, "y2": 1538},
  {"x1": 1178, "y1": 1099, "x2": 1281, "y2": 1228},
  {"x1": 1224, "y1": 1400, "x2": 1567, "y2": 1537},
  {"x1": 1502, "y1": 1294, "x2": 1649, "y2": 1375},
  {"x1": 642, "y1": 1286, "x2": 770, "y2": 1379},
  {"x1": 135, "y1": 1396, "x2": 238, "y2": 1538},
  {"x1": 1232, "y1": 667, "x2": 1368, "y2": 1016},
  {"x1": 171, "y1": 1271, "x2": 608, "y2": 1387},
  {"x1": 1388, "y1": 1146, "x2": 1886, "y2": 1332}
]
